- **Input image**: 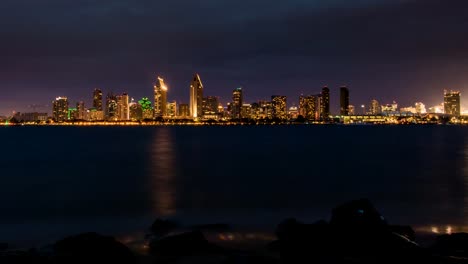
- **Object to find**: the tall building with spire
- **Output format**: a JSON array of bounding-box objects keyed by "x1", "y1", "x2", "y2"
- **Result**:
[
  {"x1": 190, "y1": 74, "x2": 203, "y2": 119},
  {"x1": 154, "y1": 76, "x2": 168, "y2": 117},
  {"x1": 93, "y1": 88, "x2": 103, "y2": 111}
]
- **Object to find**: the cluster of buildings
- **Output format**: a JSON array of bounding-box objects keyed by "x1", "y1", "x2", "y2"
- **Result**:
[{"x1": 7, "y1": 73, "x2": 465, "y2": 124}]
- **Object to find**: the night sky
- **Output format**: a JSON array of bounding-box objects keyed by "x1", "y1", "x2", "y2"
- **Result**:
[{"x1": 1, "y1": 0, "x2": 467, "y2": 115}]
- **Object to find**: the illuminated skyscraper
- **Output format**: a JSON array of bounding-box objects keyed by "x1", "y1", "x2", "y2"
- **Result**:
[
  {"x1": 241, "y1": 104, "x2": 252, "y2": 119},
  {"x1": 340, "y1": 86, "x2": 349, "y2": 116},
  {"x1": 231, "y1": 88, "x2": 243, "y2": 119},
  {"x1": 444, "y1": 90, "x2": 461, "y2": 116},
  {"x1": 203, "y1": 96, "x2": 219, "y2": 117},
  {"x1": 369, "y1": 99, "x2": 381, "y2": 115},
  {"x1": 166, "y1": 101, "x2": 177, "y2": 118},
  {"x1": 52, "y1": 97, "x2": 69, "y2": 122},
  {"x1": 76, "y1": 101, "x2": 85, "y2": 120},
  {"x1": 154, "y1": 76, "x2": 168, "y2": 117},
  {"x1": 190, "y1": 74, "x2": 203, "y2": 118},
  {"x1": 179, "y1": 104, "x2": 190, "y2": 118},
  {"x1": 93, "y1": 88, "x2": 103, "y2": 111},
  {"x1": 320, "y1": 87, "x2": 330, "y2": 120},
  {"x1": 129, "y1": 99, "x2": 143, "y2": 121},
  {"x1": 106, "y1": 93, "x2": 118, "y2": 121},
  {"x1": 271, "y1": 95, "x2": 287, "y2": 119},
  {"x1": 139, "y1": 97, "x2": 153, "y2": 120},
  {"x1": 116, "y1": 93, "x2": 129, "y2": 121}
]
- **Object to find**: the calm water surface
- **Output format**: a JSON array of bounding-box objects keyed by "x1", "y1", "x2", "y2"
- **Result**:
[{"x1": 0, "y1": 126, "x2": 467, "y2": 246}]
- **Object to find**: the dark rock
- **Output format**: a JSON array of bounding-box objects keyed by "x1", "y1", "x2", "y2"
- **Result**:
[
  {"x1": 330, "y1": 198, "x2": 387, "y2": 228},
  {"x1": 54, "y1": 232, "x2": 135, "y2": 263},
  {"x1": 150, "y1": 218, "x2": 179, "y2": 237},
  {"x1": 274, "y1": 200, "x2": 426, "y2": 263},
  {"x1": 432, "y1": 233, "x2": 468, "y2": 257},
  {"x1": 149, "y1": 231, "x2": 225, "y2": 257},
  {"x1": 390, "y1": 225, "x2": 416, "y2": 241}
]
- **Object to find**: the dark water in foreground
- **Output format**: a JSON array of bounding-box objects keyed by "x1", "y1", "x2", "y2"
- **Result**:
[{"x1": 0, "y1": 125, "x2": 467, "y2": 246}]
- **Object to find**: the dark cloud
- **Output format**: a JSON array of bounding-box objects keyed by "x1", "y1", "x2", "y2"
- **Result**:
[{"x1": 0, "y1": 0, "x2": 467, "y2": 115}]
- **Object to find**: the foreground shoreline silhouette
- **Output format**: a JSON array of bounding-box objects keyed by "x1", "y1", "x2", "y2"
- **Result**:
[{"x1": 2, "y1": 199, "x2": 468, "y2": 263}]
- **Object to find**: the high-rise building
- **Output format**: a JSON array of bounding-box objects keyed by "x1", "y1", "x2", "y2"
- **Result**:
[
  {"x1": 179, "y1": 104, "x2": 190, "y2": 118},
  {"x1": 190, "y1": 74, "x2": 203, "y2": 118},
  {"x1": 202, "y1": 96, "x2": 219, "y2": 116},
  {"x1": 116, "y1": 93, "x2": 129, "y2": 121},
  {"x1": 241, "y1": 104, "x2": 252, "y2": 119},
  {"x1": 299, "y1": 95, "x2": 318, "y2": 120},
  {"x1": 76, "y1": 101, "x2": 85, "y2": 120},
  {"x1": 93, "y1": 88, "x2": 103, "y2": 111},
  {"x1": 154, "y1": 76, "x2": 168, "y2": 117},
  {"x1": 231, "y1": 88, "x2": 243, "y2": 119},
  {"x1": 444, "y1": 90, "x2": 461, "y2": 116},
  {"x1": 271, "y1": 95, "x2": 287, "y2": 119},
  {"x1": 340, "y1": 86, "x2": 349, "y2": 116},
  {"x1": 369, "y1": 99, "x2": 381, "y2": 115},
  {"x1": 52, "y1": 97, "x2": 68, "y2": 122},
  {"x1": 166, "y1": 101, "x2": 177, "y2": 118},
  {"x1": 68, "y1": 108, "x2": 77, "y2": 120},
  {"x1": 129, "y1": 99, "x2": 143, "y2": 121},
  {"x1": 288, "y1": 105, "x2": 299, "y2": 119},
  {"x1": 139, "y1": 97, "x2": 153, "y2": 120},
  {"x1": 106, "y1": 93, "x2": 118, "y2": 121},
  {"x1": 320, "y1": 87, "x2": 330, "y2": 120}
]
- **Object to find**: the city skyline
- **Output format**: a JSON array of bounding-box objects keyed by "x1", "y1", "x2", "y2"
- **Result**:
[{"x1": 1, "y1": 1, "x2": 468, "y2": 116}]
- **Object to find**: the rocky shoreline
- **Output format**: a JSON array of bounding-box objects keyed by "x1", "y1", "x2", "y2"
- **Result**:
[{"x1": 2, "y1": 199, "x2": 468, "y2": 263}]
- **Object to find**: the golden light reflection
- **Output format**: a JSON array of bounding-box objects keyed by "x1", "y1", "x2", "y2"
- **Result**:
[{"x1": 151, "y1": 127, "x2": 177, "y2": 216}]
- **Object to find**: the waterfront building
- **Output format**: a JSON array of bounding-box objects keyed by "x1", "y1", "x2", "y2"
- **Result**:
[
  {"x1": 154, "y1": 76, "x2": 168, "y2": 117},
  {"x1": 178, "y1": 103, "x2": 190, "y2": 118},
  {"x1": 68, "y1": 108, "x2": 77, "y2": 120},
  {"x1": 116, "y1": 93, "x2": 129, "y2": 121},
  {"x1": 93, "y1": 88, "x2": 103, "y2": 111},
  {"x1": 87, "y1": 108, "x2": 105, "y2": 121},
  {"x1": 400, "y1": 106, "x2": 417, "y2": 114},
  {"x1": 381, "y1": 101, "x2": 398, "y2": 115},
  {"x1": 202, "y1": 96, "x2": 219, "y2": 117},
  {"x1": 272, "y1": 95, "x2": 287, "y2": 119},
  {"x1": 320, "y1": 87, "x2": 330, "y2": 120},
  {"x1": 369, "y1": 99, "x2": 381, "y2": 115},
  {"x1": 241, "y1": 104, "x2": 252, "y2": 119},
  {"x1": 231, "y1": 88, "x2": 243, "y2": 119},
  {"x1": 190, "y1": 74, "x2": 203, "y2": 118},
  {"x1": 139, "y1": 97, "x2": 153, "y2": 120},
  {"x1": 106, "y1": 93, "x2": 118, "y2": 121},
  {"x1": 289, "y1": 105, "x2": 299, "y2": 119},
  {"x1": 14, "y1": 112, "x2": 48, "y2": 122},
  {"x1": 76, "y1": 101, "x2": 85, "y2": 120},
  {"x1": 52, "y1": 97, "x2": 68, "y2": 122},
  {"x1": 166, "y1": 101, "x2": 177, "y2": 118},
  {"x1": 444, "y1": 90, "x2": 461, "y2": 116},
  {"x1": 340, "y1": 86, "x2": 350, "y2": 115},
  {"x1": 129, "y1": 100, "x2": 143, "y2": 121}
]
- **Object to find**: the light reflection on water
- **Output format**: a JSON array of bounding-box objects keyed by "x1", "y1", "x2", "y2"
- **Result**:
[{"x1": 150, "y1": 127, "x2": 177, "y2": 216}]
